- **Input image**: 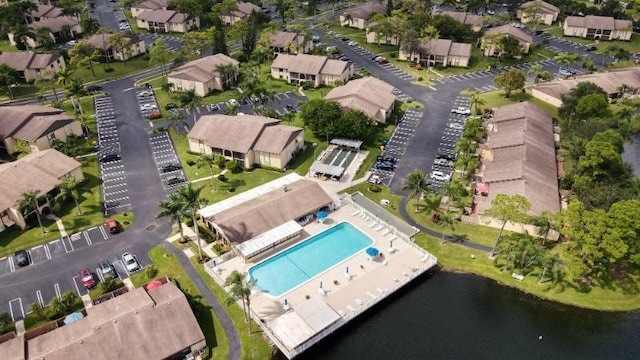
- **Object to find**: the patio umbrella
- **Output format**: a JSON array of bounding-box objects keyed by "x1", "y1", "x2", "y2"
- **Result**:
[
  {"x1": 145, "y1": 280, "x2": 163, "y2": 291},
  {"x1": 366, "y1": 247, "x2": 380, "y2": 257},
  {"x1": 316, "y1": 211, "x2": 328, "y2": 219},
  {"x1": 63, "y1": 312, "x2": 84, "y2": 325}
]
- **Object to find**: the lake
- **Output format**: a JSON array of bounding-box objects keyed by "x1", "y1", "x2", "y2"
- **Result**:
[{"x1": 299, "y1": 272, "x2": 640, "y2": 360}]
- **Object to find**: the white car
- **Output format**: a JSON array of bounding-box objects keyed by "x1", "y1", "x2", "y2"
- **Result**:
[
  {"x1": 451, "y1": 107, "x2": 471, "y2": 115},
  {"x1": 138, "y1": 90, "x2": 153, "y2": 97},
  {"x1": 122, "y1": 252, "x2": 140, "y2": 272},
  {"x1": 66, "y1": 40, "x2": 78, "y2": 46},
  {"x1": 430, "y1": 171, "x2": 452, "y2": 182},
  {"x1": 140, "y1": 103, "x2": 157, "y2": 111},
  {"x1": 347, "y1": 41, "x2": 358, "y2": 46},
  {"x1": 434, "y1": 158, "x2": 454, "y2": 167},
  {"x1": 448, "y1": 123, "x2": 465, "y2": 130},
  {"x1": 228, "y1": 99, "x2": 237, "y2": 105}
]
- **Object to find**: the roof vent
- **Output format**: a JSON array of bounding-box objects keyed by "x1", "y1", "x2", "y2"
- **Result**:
[
  {"x1": 113, "y1": 319, "x2": 117, "y2": 324},
  {"x1": 96, "y1": 326, "x2": 100, "y2": 331},
  {"x1": 283, "y1": 185, "x2": 288, "y2": 192}
]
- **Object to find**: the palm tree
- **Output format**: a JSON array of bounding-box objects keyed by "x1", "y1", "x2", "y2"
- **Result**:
[
  {"x1": 98, "y1": 275, "x2": 120, "y2": 294},
  {"x1": 527, "y1": 64, "x2": 544, "y2": 83},
  {"x1": 29, "y1": 301, "x2": 46, "y2": 322},
  {"x1": 343, "y1": 13, "x2": 353, "y2": 26},
  {"x1": 0, "y1": 64, "x2": 19, "y2": 100},
  {"x1": 108, "y1": 33, "x2": 132, "y2": 68},
  {"x1": 11, "y1": 23, "x2": 36, "y2": 50},
  {"x1": 50, "y1": 290, "x2": 78, "y2": 316},
  {"x1": 214, "y1": 63, "x2": 238, "y2": 90},
  {"x1": 59, "y1": 24, "x2": 74, "y2": 42},
  {"x1": 157, "y1": 191, "x2": 187, "y2": 242},
  {"x1": 439, "y1": 212, "x2": 456, "y2": 245},
  {"x1": 36, "y1": 69, "x2": 60, "y2": 101},
  {"x1": 421, "y1": 25, "x2": 439, "y2": 69},
  {"x1": 56, "y1": 67, "x2": 74, "y2": 87},
  {"x1": 66, "y1": 78, "x2": 86, "y2": 99},
  {"x1": 554, "y1": 52, "x2": 572, "y2": 74},
  {"x1": 17, "y1": 189, "x2": 46, "y2": 234},
  {"x1": 466, "y1": 88, "x2": 485, "y2": 116},
  {"x1": 224, "y1": 102, "x2": 239, "y2": 115},
  {"x1": 35, "y1": 27, "x2": 55, "y2": 50},
  {"x1": 177, "y1": 184, "x2": 205, "y2": 261},
  {"x1": 56, "y1": 176, "x2": 82, "y2": 215},
  {"x1": 197, "y1": 154, "x2": 218, "y2": 191},
  {"x1": 224, "y1": 270, "x2": 258, "y2": 334},
  {"x1": 537, "y1": 252, "x2": 558, "y2": 284},
  {"x1": 402, "y1": 170, "x2": 430, "y2": 212},
  {"x1": 176, "y1": 90, "x2": 203, "y2": 126},
  {"x1": 530, "y1": 210, "x2": 556, "y2": 246}
]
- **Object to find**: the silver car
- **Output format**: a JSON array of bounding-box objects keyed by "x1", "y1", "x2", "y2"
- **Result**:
[{"x1": 122, "y1": 252, "x2": 140, "y2": 272}]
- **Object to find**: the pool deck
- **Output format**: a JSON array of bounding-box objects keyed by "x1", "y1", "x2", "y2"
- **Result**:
[{"x1": 205, "y1": 202, "x2": 437, "y2": 358}]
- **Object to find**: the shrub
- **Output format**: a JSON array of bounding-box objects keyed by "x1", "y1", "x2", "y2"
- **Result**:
[
  {"x1": 217, "y1": 174, "x2": 227, "y2": 182},
  {"x1": 369, "y1": 184, "x2": 381, "y2": 193},
  {"x1": 390, "y1": 52, "x2": 396, "y2": 58},
  {"x1": 186, "y1": 159, "x2": 196, "y2": 166},
  {"x1": 104, "y1": 67, "x2": 114, "y2": 73},
  {"x1": 214, "y1": 155, "x2": 226, "y2": 168},
  {"x1": 226, "y1": 160, "x2": 241, "y2": 173},
  {"x1": 417, "y1": 77, "x2": 423, "y2": 81},
  {"x1": 145, "y1": 264, "x2": 158, "y2": 278},
  {"x1": 184, "y1": 216, "x2": 194, "y2": 227},
  {"x1": 302, "y1": 81, "x2": 314, "y2": 90}
]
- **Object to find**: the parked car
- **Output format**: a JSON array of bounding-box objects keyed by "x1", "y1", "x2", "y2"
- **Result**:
[
  {"x1": 147, "y1": 111, "x2": 162, "y2": 119},
  {"x1": 586, "y1": 45, "x2": 597, "y2": 51},
  {"x1": 558, "y1": 68, "x2": 576, "y2": 77},
  {"x1": 341, "y1": 37, "x2": 349, "y2": 42},
  {"x1": 285, "y1": 104, "x2": 298, "y2": 113},
  {"x1": 379, "y1": 59, "x2": 389, "y2": 64},
  {"x1": 228, "y1": 99, "x2": 237, "y2": 105},
  {"x1": 138, "y1": 90, "x2": 153, "y2": 97},
  {"x1": 162, "y1": 163, "x2": 182, "y2": 173},
  {"x1": 106, "y1": 218, "x2": 120, "y2": 234},
  {"x1": 434, "y1": 158, "x2": 454, "y2": 167},
  {"x1": 374, "y1": 161, "x2": 394, "y2": 171},
  {"x1": 451, "y1": 106, "x2": 471, "y2": 115},
  {"x1": 79, "y1": 268, "x2": 96, "y2": 288},
  {"x1": 347, "y1": 41, "x2": 358, "y2": 46},
  {"x1": 85, "y1": 85, "x2": 103, "y2": 92},
  {"x1": 238, "y1": 98, "x2": 248, "y2": 106},
  {"x1": 14, "y1": 250, "x2": 30, "y2": 267},
  {"x1": 165, "y1": 103, "x2": 176, "y2": 110},
  {"x1": 437, "y1": 150, "x2": 457, "y2": 162},
  {"x1": 377, "y1": 155, "x2": 396, "y2": 163},
  {"x1": 98, "y1": 152, "x2": 121, "y2": 163},
  {"x1": 66, "y1": 40, "x2": 78, "y2": 46},
  {"x1": 430, "y1": 170, "x2": 452, "y2": 182},
  {"x1": 122, "y1": 252, "x2": 140, "y2": 272},
  {"x1": 99, "y1": 260, "x2": 116, "y2": 279},
  {"x1": 369, "y1": 174, "x2": 381, "y2": 184},
  {"x1": 166, "y1": 176, "x2": 185, "y2": 186},
  {"x1": 206, "y1": 103, "x2": 220, "y2": 111},
  {"x1": 448, "y1": 123, "x2": 465, "y2": 130},
  {"x1": 140, "y1": 103, "x2": 157, "y2": 111}
]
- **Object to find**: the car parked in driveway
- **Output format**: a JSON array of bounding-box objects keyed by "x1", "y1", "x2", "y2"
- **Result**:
[
  {"x1": 430, "y1": 170, "x2": 451, "y2": 182},
  {"x1": 79, "y1": 268, "x2": 96, "y2": 288},
  {"x1": 122, "y1": 252, "x2": 140, "y2": 272},
  {"x1": 99, "y1": 260, "x2": 116, "y2": 279},
  {"x1": 15, "y1": 250, "x2": 30, "y2": 267}
]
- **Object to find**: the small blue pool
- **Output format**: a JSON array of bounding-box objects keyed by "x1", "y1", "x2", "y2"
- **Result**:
[{"x1": 249, "y1": 222, "x2": 373, "y2": 297}]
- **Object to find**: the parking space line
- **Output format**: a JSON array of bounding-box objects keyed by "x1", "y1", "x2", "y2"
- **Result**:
[
  {"x1": 8, "y1": 256, "x2": 15, "y2": 272},
  {"x1": 36, "y1": 290, "x2": 44, "y2": 306},
  {"x1": 54, "y1": 283, "x2": 62, "y2": 299},
  {"x1": 72, "y1": 276, "x2": 83, "y2": 297},
  {"x1": 99, "y1": 225, "x2": 108, "y2": 240},
  {"x1": 83, "y1": 231, "x2": 92, "y2": 245},
  {"x1": 62, "y1": 236, "x2": 74, "y2": 253},
  {"x1": 44, "y1": 243, "x2": 51, "y2": 259},
  {"x1": 9, "y1": 298, "x2": 24, "y2": 322}
]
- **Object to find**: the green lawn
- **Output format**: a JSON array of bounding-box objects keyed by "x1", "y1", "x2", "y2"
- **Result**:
[
  {"x1": 476, "y1": 90, "x2": 559, "y2": 117},
  {"x1": 0, "y1": 157, "x2": 133, "y2": 257},
  {"x1": 74, "y1": 56, "x2": 152, "y2": 84},
  {"x1": 0, "y1": 84, "x2": 41, "y2": 102},
  {"x1": 544, "y1": 25, "x2": 640, "y2": 54},
  {"x1": 191, "y1": 258, "x2": 273, "y2": 360},
  {"x1": 0, "y1": 40, "x2": 14, "y2": 52},
  {"x1": 130, "y1": 246, "x2": 228, "y2": 360},
  {"x1": 349, "y1": 187, "x2": 640, "y2": 311}
]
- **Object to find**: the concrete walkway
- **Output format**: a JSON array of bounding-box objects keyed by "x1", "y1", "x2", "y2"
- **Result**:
[
  {"x1": 46, "y1": 214, "x2": 67, "y2": 237},
  {"x1": 162, "y1": 242, "x2": 241, "y2": 360},
  {"x1": 399, "y1": 196, "x2": 492, "y2": 252}
]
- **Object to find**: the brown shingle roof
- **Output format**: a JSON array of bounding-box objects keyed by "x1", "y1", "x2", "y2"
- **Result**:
[
  {"x1": 131, "y1": 0, "x2": 169, "y2": 10},
  {"x1": 565, "y1": 15, "x2": 632, "y2": 30},
  {"x1": 487, "y1": 24, "x2": 533, "y2": 43},
  {"x1": 439, "y1": 11, "x2": 483, "y2": 27},
  {"x1": 168, "y1": 54, "x2": 239, "y2": 83},
  {"x1": 236, "y1": 1, "x2": 262, "y2": 15},
  {"x1": 480, "y1": 102, "x2": 559, "y2": 215},
  {"x1": 207, "y1": 179, "x2": 333, "y2": 244},
  {"x1": 0, "y1": 105, "x2": 73, "y2": 141},
  {"x1": 268, "y1": 31, "x2": 301, "y2": 48},
  {"x1": 24, "y1": 282, "x2": 205, "y2": 360},
  {"x1": 531, "y1": 66, "x2": 640, "y2": 100},
  {"x1": 417, "y1": 39, "x2": 471, "y2": 58},
  {"x1": 271, "y1": 54, "x2": 350, "y2": 76},
  {"x1": 344, "y1": 3, "x2": 386, "y2": 20},
  {"x1": 0, "y1": 51, "x2": 61, "y2": 71},
  {"x1": 136, "y1": 9, "x2": 189, "y2": 23},
  {"x1": 0, "y1": 149, "x2": 81, "y2": 212},
  {"x1": 188, "y1": 114, "x2": 304, "y2": 154},
  {"x1": 30, "y1": 4, "x2": 63, "y2": 18},
  {"x1": 325, "y1": 77, "x2": 396, "y2": 122},
  {"x1": 518, "y1": 1, "x2": 559, "y2": 14},
  {"x1": 28, "y1": 16, "x2": 80, "y2": 32},
  {"x1": 449, "y1": 42, "x2": 472, "y2": 57}
]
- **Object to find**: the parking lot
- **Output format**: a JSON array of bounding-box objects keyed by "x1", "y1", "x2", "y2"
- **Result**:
[
  {"x1": 135, "y1": 87, "x2": 160, "y2": 119},
  {"x1": 369, "y1": 108, "x2": 423, "y2": 186},
  {"x1": 148, "y1": 131, "x2": 188, "y2": 190},
  {"x1": 112, "y1": 9, "x2": 132, "y2": 33},
  {"x1": 137, "y1": 33, "x2": 183, "y2": 52},
  {"x1": 95, "y1": 95, "x2": 131, "y2": 215}
]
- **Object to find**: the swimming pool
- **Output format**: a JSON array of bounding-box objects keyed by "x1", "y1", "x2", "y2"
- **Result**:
[{"x1": 249, "y1": 222, "x2": 373, "y2": 297}]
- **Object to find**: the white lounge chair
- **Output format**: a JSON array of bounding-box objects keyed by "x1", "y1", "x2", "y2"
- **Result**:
[
  {"x1": 367, "y1": 291, "x2": 378, "y2": 300},
  {"x1": 376, "y1": 288, "x2": 385, "y2": 294},
  {"x1": 381, "y1": 228, "x2": 390, "y2": 235},
  {"x1": 355, "y1": 298, "x2": 364, "y2": 306},
  {"x1": 347, "y1": 305, "x2": 356, "y2": 313},
  {"x1": 369, "y1": 221, "x2": 377, "y2": 228},
  {"x1": 338, "y1": 310, "x2": 347, "y2": 318},
  {"x1": 374, "y1": 224, "x2": 383, "y2": 231},
  {"x1": 344, "y1": 272, "x2": 352, "y2": 280},
  {"x1": 420, "y1": 254, "x2": 430, "y2": 262},
  {"x1": 352, "y1": 210, "x2": 360, "y2": 216},
  {"x1": 388, "y1": 246, "x2": 397, "y2": 254}
]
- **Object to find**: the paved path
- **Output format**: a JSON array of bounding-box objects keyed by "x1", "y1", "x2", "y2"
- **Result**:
[
  {"x1": 162, "y1": 243, "x2": 241, "y2": 360},
  {"x1": 399, "y1": 196, "x2": 492, "y2": 252}
]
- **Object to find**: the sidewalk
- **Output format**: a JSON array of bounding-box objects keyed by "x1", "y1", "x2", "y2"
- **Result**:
[
  {"x1": 46, "y1": 214, "x2": 67, "y2": 238},
  {"x1": 166, "y1": 223, "x2": 218, "y2": 259}
]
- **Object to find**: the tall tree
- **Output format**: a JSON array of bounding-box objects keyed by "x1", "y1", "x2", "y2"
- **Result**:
[
  {"x1": 466, "y1": 88, "x2": 486, "y2": 116},
  {"x1": 402, "y1": 170, "x2": 431, "y2": 211},
  {"x1": 108, "y1": 33, "x2": 132, "y2": 67},
  {"x1": 11, "y1": 23, "x2": 36, "y2": 50},
  {"x1": 35, "y1": 27, "x2": 55, "y2": 50},
  {"x1": 486, "y1": 194, "x2": 531, "y2": 256},
  {"x1": 494, "y1": 69, "x2": 525, "y2": 98},
  {"x1": 211, "y1": 16, "x2": 228, "y2": 54},
  {"x1": 177, "y1": 89, "x2": 203, "y2": 125},
  {"x1": 273, "y1": 0, "x2": 295, "y2": 25},
  {"x1": 56, "y1": 176, "x2": 82, "y2": 215},
  {"x1": 177, "y1": 184, "x2": 205, "y2": 261},
  {"x1": 56, "y1": 66, "x2": 74, "y2": 87},
  {"x1": 224, "y1": 270, "x2": 258, "y2": 334},
  {"x1": 35, "y1": 69, "x2": 60, "y2": 101},
  {"x1": 50, "y1": 290, "x2": 78, "y2": 316},
  {"x1": 0, "y1": 64, "x2": 19, "y2": 100},
  {"x1": 527, "y1": 63, "x2": 544, "y2": 83},
  {"x1": 196, "y1": 154, "x2": 218, "y2": 191},
  {"x1": 68, "y1": 40, "x2": 100, "y2": 78},
  {"x1": 149, "y1": 39, "x2": 172, "y2": 82},
  {"x1": 214, "y1": 63, "x2": 238, "y2": 90},
  {"x1": 421, "y1": 25, "x2": 439, "y2": 69},
  {"x1": 17, "y1": 189, "x2": 46, "y2": 234},
  {"x1": 439, "y1": 212, "x2": 456, "y2": 245},
  {"x1": 157, "y1": 191, "x2": 187, "y2": 242}
]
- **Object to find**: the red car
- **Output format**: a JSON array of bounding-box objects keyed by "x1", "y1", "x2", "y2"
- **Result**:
[{"x1": 79, "y1": 269, "x2": 96, "y2": 288}]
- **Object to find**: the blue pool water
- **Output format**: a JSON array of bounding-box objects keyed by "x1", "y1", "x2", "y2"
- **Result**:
[{"x1": 249, "y1": 222, "x2": 373, "y2": 297}]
